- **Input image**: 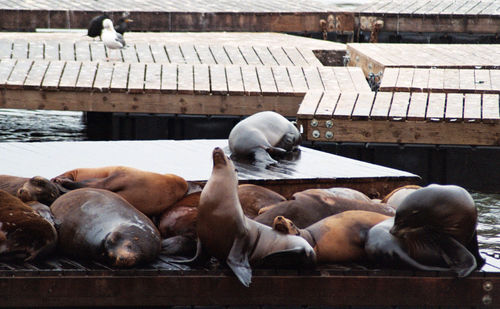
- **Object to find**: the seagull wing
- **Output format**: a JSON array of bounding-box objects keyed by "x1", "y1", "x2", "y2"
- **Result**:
[{"x1": 115, "y1": 32, "x2": 126, "y2": 48}]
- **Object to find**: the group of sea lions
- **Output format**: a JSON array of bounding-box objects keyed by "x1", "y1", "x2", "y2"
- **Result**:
[{"x1": 0, "y1": 111, "x2": 485, "y2": 287}]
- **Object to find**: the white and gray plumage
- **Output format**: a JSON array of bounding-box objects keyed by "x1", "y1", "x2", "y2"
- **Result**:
[{"x1": 102, "y1": 18, "x2": 126, "y2": 50}]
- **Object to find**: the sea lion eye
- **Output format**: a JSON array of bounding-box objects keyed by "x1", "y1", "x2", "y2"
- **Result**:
[{"x1": 412, "y1": 210, "x2": 420, "y2": 215}]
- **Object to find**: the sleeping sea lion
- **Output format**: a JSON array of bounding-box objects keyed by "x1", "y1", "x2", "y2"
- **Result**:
[
  {"x1": 0, "y1": 189, "x2": 57, "y2": 261},
  {"x1": 255, "y1": 188, "x2": 395, "y2": 228},
  {"x1": 50, "y1": 188, "x2": 161, "y2": 267},
  {"x1": 273, "y1": 210, "x2": 389, "y2": 263},
  {"x1": 194, "y1": 147, "x2": 316, "y2": 286},
  {"x1": 0, "y1": 175, "x2": 61, "y2": 205},
  {"x1": 228, "y1": 111, "x2": 301, "y2": 166},
  {"x1": 365, "y1": 184, "x2": 484, "y2": 277},
  {"x1": 381, "y1": 185, "x2": 422, "y2": 209},
  {"x1": 238, "y1": 184, "x2": 286, "y2": 218},
  {"x1": 52, "y1": 166, "x2": 188, "y2": 216}
]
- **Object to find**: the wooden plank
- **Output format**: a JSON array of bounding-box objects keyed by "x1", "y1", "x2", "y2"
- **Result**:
[
  {"x1": 0, "y1": 59, "x2": 17, "y2": 85},
  {"x1": 43, "y1": 41, "x2": 59, "y2": 61},
  {"x1": 209, "y1": 65, "x2": 227, "y2": 94},
  {"x1": 241, "y1": 66, "x2": 261, "y2": 95},
  {"x1": 334, "y1": 92, "x2": 358, "y2": 119},
  {"x1": 407, "y1": 92, "x2": 428, "y2": 121},
  {"x1": 75, "y1": 62, "x2": 97, "y2": 91},
  {"x1": 149, "y1": 44, "x2": 170, "y2": 64},
  {"x1": 379, "y1": 68, "x2": 399, "y2": 91},
  {"x1": 297, "y1": 90, "x2": 323, "y2": 119},
  {"x1": 209, "y1": 46, "x2": 231, "y2": 65},
  {"x1": 370, "y1": 92, "x2": 393, "y2": 120},
  {"x1": 223, "y1": 45, "x2": 246, "y2": 65},
  {"x1": 474, "y1": 69, "x2": 492, "y2": 92},
  {"x1": 272, "y1": 66, "x2": 293, "y2": 95},
  {"x1": 127, "y1": 63, "x2": 145, "y2": 94},
  {"x1": 0, "y1": 40, "x2": 12, "y2": 59},
  {"x1": 445, "y1": 93, "x2": 464, "y2": 122},
  {"x1": 352, "y1": 92, "x2": 375, "y2": 120},
  {"x1": 11, "y1": 40, "x2": 28, "y2": 59},
  {"x1": 347, "y1": 67, "x2": 371, "y2": 92},
  {"x1": 28, "y1": 41, "x2": 44, "y2": 60},
  {"x1": 239, "y1": 45, "x2": 262, "y2": 65},
  {"x1": 268, "y1": 46, "x2": 294, "y2": 66},
  {"x1": 177, "y1": 63, "x2": 194, "y2": 94},
  {"x1": 144, "y1": 63, "x2": 162, "y2": 93},
  {"x1": 303, "y1": 67, "x2": 324, "y2": 91},
  {"x1": 89, "y1": 42, "x2": 107, "y2": 62},
  {"x1": 287, "y1": 66, "x2": 309, "y2": 95},
  {"x1": 5, "y1": 60, "x2": 32, "y2": 89},
  {"x1": 482, "y1": 94, "x2": 500, "y2": 123},
  {"x1": 59, "y1": 42, "x2": 75, "y2": 61},
  {"x1": 160, "y1": 64, "x2": 177, "y2": 93},
  {"x1": 298, "y1": 48, "x2": 321, "y2": 66},
  {"x1": 253, "y1": 46, "x2": 277, "y2": 66},
  {"x1": 120, "y1": 45, "x2": 138, "y2": 63},
  {"x1": 463, "y1": 93, "x2": 481, "y2": 122},
  {"x1": 58, "y1": 61, "x2": 81, "y2": 91},
  {"x1": 93, "y1": 62, "x2": 114, "y2": 92},
  {"x1": 283, "y1": 47, "x2": 309, "y2": 66},
  {"x1": 135, "y1": 42, "x2": 155, "y2": 63},
  {"x1": 179, "y1": 44, "x2": 200, "y2": 64},
  {"x1": 110, "y1": 62, "x2": 129, "y2": 93},
  {"x1": 459, "y1": 69, "x2": 476, "y2": 92},
  {"x1": 318, "y1": 67, "x2": 340, "y2": 92},
  {"x1": 443, "y1": 69, "x2": 460, "y2": 92},
  {"x1": 410, "y1": 68, "x2": 429, "y2": 92},
  {"x1": 225, "y1": 65, "x2": 244, "y2": 95},
  {"x1": 165, "y1": 45, "x2": 185, "y2": 64},
  {"x1": 194, "y1": 45, "x2": 216, "y2": 64},
  {"x1": 193, "y1": 64, "x2": 210, "y2": 94},
  {"x1": 256, "y1": 66, "x2": 277, "y2": 95},
  {"x1": 426, "y1": 93, "x2": 446, "y2": 121},
  {"x1": 395, "y1": 68, "x2": 414, "y2": 92},
  {"x1": 315, "y1": 91, "x2": 340, "y2": 119},
  {"x1": 490, "y1": 70, "x2": 500, "y2": 92},
  {"x1": 389, "y1": 92, "x2": 410, "y2": 120},
  {"x1": 74, "y1": 41, "x2": 91, "y2": 61},
  {"x1": 427, "y1": 68, "x2": 444, "y2": 92},
  {"x1": 23, "y1": 60, "x2": 49, "y2": 89}
]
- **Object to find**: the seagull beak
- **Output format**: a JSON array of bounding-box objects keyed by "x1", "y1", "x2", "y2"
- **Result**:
[{"x1": 125, "y1": 18, "x2": 134, "y2": 23}]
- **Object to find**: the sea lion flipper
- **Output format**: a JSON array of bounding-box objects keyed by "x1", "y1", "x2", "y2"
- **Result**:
[
  {"x1": 227, "y1": 237, "x2": 252, "y2": 287},
  {"x1": 438, "y1": 236, "x2": 477, "y2": 278},
  {"x1": 168, "y1": 238, "x2": 206, "y2": 264},
  {"x1": 254, "y1": 149, "x2": 278, "y2": 166},
  {"x1": 260, "y1": 247, "x2": 314, "y2": 268}
]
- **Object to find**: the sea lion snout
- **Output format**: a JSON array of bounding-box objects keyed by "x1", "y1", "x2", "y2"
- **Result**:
[{"x1": 212, "y1": 147, "x2": 228, "y2": 166}]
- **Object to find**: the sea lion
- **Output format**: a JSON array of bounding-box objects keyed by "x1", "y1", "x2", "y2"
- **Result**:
[
  {"x1": 195, "y1": 147, "x2": 316, "y2": 286},
  {"x1": 52, "y1": 166, "x2": 188, "y2": 216},
  {"x1": 0, "y1": 175, "x2": 61, "y2": 205},
  {"x1": 365, "y1": 184, "x2": 484, "y2": 277},
  {"x1": 381, "y1": 185, "x2": 422, "y2": 209},
  {"x1": 255, "y1": 188, "x2": 395, "y2": 228},
  {"x1": 238, "y1": 184, "x2": 286, "y2": 218},
  {"x1": 26, "y1": 201, "x2": 57, "y2": 227},
  {"x1": 50, "y1": 188, "x2": 161, "y2": 267},
  {"x1": 0, "y1": 189, "x2": 57, "y2": 261},
  {"x1": 228, "y1": 111, "x2": 301, "y2": 166},
  {"x1": 273, "y1": 210, "x2": 389, "y2": 263}
]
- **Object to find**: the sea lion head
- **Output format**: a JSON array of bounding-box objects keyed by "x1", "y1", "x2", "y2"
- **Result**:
[
  {"x1": 390, "y1": 184, "x2": 477, "y2": 244},
  {"x1": 212, "y1": 147, "x2": 238, "y2": 181},
  {"x1": 102, "y1": 224, "x2": 160, "y2": 268},
  {"x1": 272, "y1": 216, "x2": 300, "y2": 236},
  {"x1": 17, "y1": 176, "x2": 60, "y2": 205}
]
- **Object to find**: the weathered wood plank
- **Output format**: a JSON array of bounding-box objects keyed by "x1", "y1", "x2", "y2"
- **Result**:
[
  {"x1": 272, "y1": 66, "x2": 293, "y2": 95},
  {"x1": 225, "y1": 65, "x2": 244, "y2": 95},
  {"x1": 74, "y1": 41, "x2": 91, "y2": 61},
  {"x1": 110, "y1": 62, "x2": 129, "y2": 92},
  {"x1": 239, "y1": 45, "x2": 262, "y2": 65},
  {"x1": 135, "y1": 42, "x2": 155, "y2": 63},
  {"x1": 443, "y1": 68, "x2": 460, "y2": 92},
  {"x1": 352, "y1": 92, "x2": 375, "y2": 120},
  {"x1": 297, "y1": 90, "x2": 323, "y2": 119},
  {"x1": 426, "y1": 93, "x2": 446, "y2": 121},
  {"x1": 193, "y1": 63, "x2": 210, "y2": 94},
  {"x1": 303, "y1": 67, "x2": 324, "y2": 91},
  {"x1": 150, "y1": 44, "x2": 170, "y2": 63},
  {"x1": 120, "y1": 45, "x2": 138, "y2": 63},
  {"x1": 474, "y1": 69, "x2": 491, "y2": 92},
  {"x1": 463, "y1": 93, "x2": 482, "y2": 122},
  {"x1": 411, "y1": 68, "x2": 429, "y2": 92},
  {"x1": 347, "y1": 67, "x2": 371, "y2": 92},
  {"x1": 209, "y1": 65, "x2": 227, "y2": 94},
  {"x1": 144, "y1": 63, "x2": 162, "y2": 93},
  {"x1": 379, "y1": 68, "x2": 399, "y2": 91},
  {"x1": 287, "y1": 66, "x2": 309, "y2": 95},
  {"x1": 315, "y1": 91, "x2": 340, "y2": 119},
  {"x1": 23, "y1": 60, "x2": 49, "y2": 89},
  {"x1": 11, "y1": 40, "x2": 28, "y2": 59},
  {"x1": 444, "y1": 93, "x2": 464, "y2": 122},
  {"x1": 389, "y1": 92, "x2": 410, "y2": 120},
  {"x1": 89, "y1": 42, "x2": 107, "y2": 62},
  {"x1": 427, "y1": 68, "x2": 444, "y2": 92},
  {"x1": 407, "y1": 92, "x2": 428, "y2": 121},
  {"x1": 241, "y1": 65, "x2": 260, "y2": 95},
  {"x1": 165, "y1": 45, "x2": 185, "y2": 64},
  {"x1": 6, "y1": 60, "x2": 32, "y2": 89},
  {"x1": 93, "y1": 61, "x2": 114, "y2": 92},
  {"x1": 223, "y1": 45, "x2": 246, "y2": 65},
  {"x1": 268, "y1": 46, "x2": 294, "y2": 66},
  {"x1": 28, "y1": 41, "x2": 44, "y2": 60},
  {"x1": 459, "y1": 69, "x2": 476, "y2": 92},
  {"x1": 176, "y1": 63, "x2": 193, "y2": 94},
  {"x1": 283, "y1": 47, "x2": 309, "y2": 66},
  {"x1": 334, "y1": 67, "x2": 357, "y2": 92},
  {"x1": 160, "y1": 64, "x2": 177, "y2": 93},
  {"x1": 482, "y1": 93, "x2": 500, "y2": 123},
  {"x1": 0, "y1": 40, "x2": 12, "y2": 59},
  {"x1": 370, "y1": 92, "x2": 392, "y2": 119},
  {"x1": 180, "y1": 44, "x2": 200, "y2": 64},
  {"x1": 59, "y1": 42, "x2": 75, "y2": 61},
  {"x1": 318, "y1": 67, "x2": 340, "y2": 92},
  {"x1": 256, "y1": 65, "x2": 277, "y2": 95},
  {"x1": 44, "y1": 41, "x2": 59, "y2": 61},
  {"x1": 195, "y1": 45, "x2": 216, "y2": 64},
  {"x1": 75, "y1": 61, "x2": 97, "y2": 91},
  {"x1": 209, "y1": 46, "x2": 231, "y2": 65},
  {"x1": 395, "y1": 68, "x2": 414, "y2": 92},
  {"x1": 334, "y1": 92, "x2": 358, "y2": 119},
  {"x1": 58, "y1": 61, "x2": 81, "y2": 91},
  {"x1": 253, "y1": 46, "x2": 277, "y2": 66}
]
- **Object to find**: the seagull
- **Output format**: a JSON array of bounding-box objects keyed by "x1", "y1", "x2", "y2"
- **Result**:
[
  {"x1": 102, "y1": 18, "x2": 126, "y2": 61},
  {"x1": 87, "y1": 13, "x2": 132, "y2": 40}
]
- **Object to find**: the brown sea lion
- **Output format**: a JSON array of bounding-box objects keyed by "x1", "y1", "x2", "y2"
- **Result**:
[
  {"x1": 0, "y1": 190, "x2": 57, "y2": 261},
  {"x1": 0, "y1": 175, "x2": 61, "y2": 205},
  {"x1": 365, "y1": 184, "x2": 484, "y2": 277},
  {"x1": 381, "y1": 185, "x2": 422, "y2": 209},
  {"x1": 228, "y1": 111, "x2": 301, "y2": 166},
  {"x1": 52, "y1": 166, "x2": 188, "y2": 216},
  {"x1": 194, "y1": 147, "x2": 316, "y2": 286},
  {"x1": 255, "y1": 188, "x2": 395, "y2": 228},
  {"x1": 238, "y1": 184, "x2": 286, "y2": 218},
  {"x1": 273, "y1": 211, "x2": 389, "y2": 263},
  {"x1": 25, "y1": 201, "x2": 57, "y2": 227},
  {"x1": 50, "y1": 188, "x2": 161, "y2": 267}
]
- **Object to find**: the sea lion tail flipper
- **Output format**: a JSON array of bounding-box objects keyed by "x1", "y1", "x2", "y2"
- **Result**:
[
  {"x1": 167, "y1": 238, "x2": 206, "y2": 265},
  {"x1": 439, "y1": 236, "x2": 477, "y2": 278},
  {"x1": 388, "y1": 242, "x2": 450, "y2": 273},
  {"x1": 254, "y1": 149, "x2": 278, "y2": 166},
  {"x1": 227, "y1": 237, "x2": 252, "y2": 287}
]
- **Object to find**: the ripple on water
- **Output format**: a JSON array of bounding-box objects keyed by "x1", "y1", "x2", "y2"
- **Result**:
[{"x1": 473, "y1": 192, "x2": 500, "y2": 251}]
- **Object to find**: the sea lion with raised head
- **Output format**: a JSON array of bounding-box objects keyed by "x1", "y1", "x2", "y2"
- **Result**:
[
  {"x1": 0, "y1": 175, "x2": 61, "y2": 205},
  {"x1": 273, "y1": 210, "x2": 389, "y2": 263},
  {"x1": 365, "y1": 184, "x2": 484, "y2": 277},
  {"x1": 228, "y1": 111, "x2": 301, "y2": 166},
  {"x1": 52, "y1": 166, "x2": 188, "y2": 216},
  {"x1": 0, "y1": 190, "x2": 58, "y2": 261},
  {"x1": 195, "y1": 147, "x2": 316, "y2": 286},
  {"x1": 50, "y1": 188, "x2": 161, "y2": 267}
]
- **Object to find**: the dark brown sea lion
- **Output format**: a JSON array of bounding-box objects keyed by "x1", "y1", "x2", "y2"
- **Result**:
[
  {"x1": 273, "y1": 210, "x2": 389, "y2": 263},
  {"x1": 228, "y1": 111, "x2": 301, "y2": 166},
  {"x1": 365, "y1": 184, "x2": 484, "y2": 277},
  {"x1": 0, "y1": 175, "x2": 61, "y2": 205},
  {"x1": 255, "y1": 188, "x2": 395, "y2": 228},
  {"x1": 238, "y1": 184, "x2": 286, "y2": 218},
  {"x1": 381, "y1": 185, "x2": 422, "y2": 209},
  {"x1": 50, "y1": 188, "x2": 161, "y2": 267},
  {"x1": 52, "y1": 166, "x2": 188, "y2": 216},
  {"x1": 194, "y1": 147, "x2": 316, "y2": 286},
  {"x1": 0, "y1": 189, "x2": 57, "y2": 261}
]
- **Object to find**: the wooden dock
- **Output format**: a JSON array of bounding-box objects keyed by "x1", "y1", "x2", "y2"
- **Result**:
[
  {"x1": 0, "y1": 139, "x2": 418, "y2": 198},
  {"x1": 296, "y1": 90, "x2": 500, "y2": 145}
]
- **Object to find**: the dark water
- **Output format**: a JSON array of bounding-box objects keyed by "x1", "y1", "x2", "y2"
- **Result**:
[{"x1": 0, "y1": 109, "x2": 499, "y2": 254}]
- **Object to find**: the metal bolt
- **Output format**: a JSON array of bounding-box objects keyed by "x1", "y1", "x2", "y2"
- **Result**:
[
  {"x1": 326, "y1": 120, "x2": 333, "y2": 128},
  {"x1": 482, "y1": 294, "x2": 492, "y2": 305},
  {"x1": 312, "y1": 130, "x2": 320, "y2": 139},
  {"x1": 325, "y1": 131, "x2": 334, "y2": 139},
  {"x1": 311, "y1": 119, "x2": 318, "y2": 127},
  {"x1": 483, "y1": 281, "x2": 493, "y2": 292}
]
